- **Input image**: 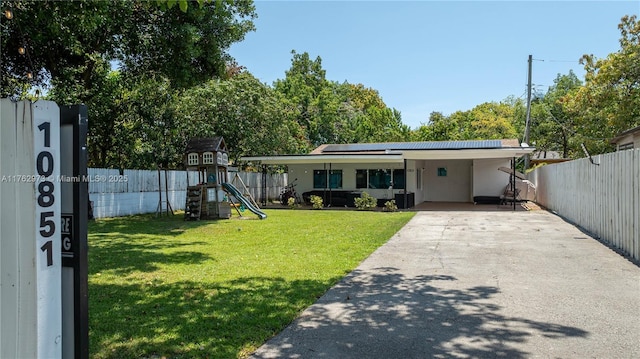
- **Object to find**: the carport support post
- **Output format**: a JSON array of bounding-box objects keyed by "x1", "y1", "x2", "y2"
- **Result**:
[
  {"x1": 512, "y1": 157, "x2": 516, "y2": 211},
  {"x1": 403, "y1": 159, "x2": 408, "y2": 209}
]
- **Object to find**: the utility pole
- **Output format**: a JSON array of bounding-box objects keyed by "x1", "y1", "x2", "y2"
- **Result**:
[{"x1": 524, "y1": 54, "x2": 532, "y2": 170}]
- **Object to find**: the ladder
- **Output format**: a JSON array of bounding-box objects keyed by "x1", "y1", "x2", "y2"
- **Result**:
[{"x1": 184, "y1": 186, "x2": 203, "y2": 220}]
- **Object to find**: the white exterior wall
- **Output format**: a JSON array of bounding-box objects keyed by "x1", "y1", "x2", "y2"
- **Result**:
[
  {"x1": 473, "y1": 158, "x2": 511, "y2": 197},
  {"x1": 289, "y1": 158, "x2": 519, "y2": 203},
  {"x1": 288, "y1": 161, "x2": 414, "y2": 200},
  {"x1": 423, "y1": 160, "x2": 472, "y2": 202},
  {"x1": 412, "y1": 160, "x2": 426, "y2": 203}
]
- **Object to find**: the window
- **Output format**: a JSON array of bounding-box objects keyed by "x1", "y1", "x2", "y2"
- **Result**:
[
  {"x1": 314, "y1": 170, "x2": 342, "y2": 189},
  {"x1": 368, "y1": 169, "x2": 392, "y2": 189},
  {"x1": 416, "y1": 169, "x2": 422, "y2": 190},
  {"x1": 437, "y1": 167, "x2": 447, "y2": 177},
  {"x1": 392, "y1": 169, "x2": 405, "y2": 189},
  {"x1": 356, "y1": 169, "x2": 368, "y2": 189},
  {"x1": 357, "y1": 169, "x2": 403, "y2": 189},
  {"x1": 619, "y1": 142, "x2": 634, "y2": 150},
  {"x1": 202, "y1": 152, "x2": 214, "y2": 164},
  {"x1": 313, "y1": 170, "x2": 326, "y2": 189},
  {"x1": 187, "y1": 153, "x2": 199, "y2": 166},
  {"x1": 329, "y1": 170, "x2": 342, "y2": 189}
]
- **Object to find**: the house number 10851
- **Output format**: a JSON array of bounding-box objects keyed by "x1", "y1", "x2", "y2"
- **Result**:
[{"x1": 37, "y1": 121, "x2": 55, "y2": 266}]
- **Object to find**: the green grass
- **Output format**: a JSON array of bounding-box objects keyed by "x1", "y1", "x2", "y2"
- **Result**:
[{"x1": 88, "y1": 209, "x2": 414, "y2": 359}]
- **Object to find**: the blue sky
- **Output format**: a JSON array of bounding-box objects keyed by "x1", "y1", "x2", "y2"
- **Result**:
[{"x1": 229, "y1": 1, "x2": 640, "y2": 129}]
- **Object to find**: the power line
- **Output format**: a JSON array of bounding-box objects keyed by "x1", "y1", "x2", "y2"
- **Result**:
[
  {"x1": 534, "y1": 58, "x2": 581, "y2": 64},
  {"x1": 540, "y1": 105, "x2": 611, "y2": 141}
]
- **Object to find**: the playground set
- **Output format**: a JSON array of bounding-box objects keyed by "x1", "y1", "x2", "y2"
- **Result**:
[{"x1": 183, "y1": 137, "x2": 266, "y2": 220}]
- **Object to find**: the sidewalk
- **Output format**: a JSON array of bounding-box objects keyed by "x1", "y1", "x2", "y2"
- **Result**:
[{"x1": 251, "y1": 210, "x2": 640, "y2": 358}]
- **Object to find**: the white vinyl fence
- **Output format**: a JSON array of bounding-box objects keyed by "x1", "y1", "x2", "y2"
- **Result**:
[
  {"x1": 89, "y1": 168, "x2": 287, "y2": 218},
  {"x1": 530, "y1": 149, "x2": 639, "y2": 262}
]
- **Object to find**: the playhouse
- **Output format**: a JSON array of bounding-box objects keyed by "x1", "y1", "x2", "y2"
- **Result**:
[
  {"x1": 184, "y1": 137, "x2": 231, "y2": 220},
  {"x1": 184, "y1": 137, "x2": 267, "y2": 220}
]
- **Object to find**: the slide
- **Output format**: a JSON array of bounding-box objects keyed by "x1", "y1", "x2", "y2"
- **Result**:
[{"x1": 222, "y1": 183, "x2": 267, "y2": 220}]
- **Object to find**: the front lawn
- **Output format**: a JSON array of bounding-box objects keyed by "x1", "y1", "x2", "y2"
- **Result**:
[{"x1": 88, "y1": 209, "x2": 414, "y2": 358}]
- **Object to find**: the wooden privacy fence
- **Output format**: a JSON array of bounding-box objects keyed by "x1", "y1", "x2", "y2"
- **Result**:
[
  {"x1": 530, "y1": 149, "x2": 639, "y2": 262},
  {"x1": 88, "y1": 168, "x2": 287, "y2": 218}
]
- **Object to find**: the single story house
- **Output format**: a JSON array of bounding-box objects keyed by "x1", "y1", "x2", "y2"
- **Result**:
[
  {"x1": 242, "y1": 139, "x2": 535, "y2": 208},
  {"x1": 610, "y1": 125, "x2": 640, "y2": 151}
]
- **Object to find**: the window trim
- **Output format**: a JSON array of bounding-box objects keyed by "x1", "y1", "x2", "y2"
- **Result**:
[
  {"x1": 187, "y1": 153, "x2": 199, "y2": 166},
  {"x1": 202, "y1": 152, "x2": 215, "y2": 165}
]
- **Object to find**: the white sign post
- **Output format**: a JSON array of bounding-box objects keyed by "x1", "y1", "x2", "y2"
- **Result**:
[
  {"x1": 33, "y1": 101, "x2": 63, "y2": 358},
  {"x1": 1, "y1": 100, "x2": 87, "y2": 358}
]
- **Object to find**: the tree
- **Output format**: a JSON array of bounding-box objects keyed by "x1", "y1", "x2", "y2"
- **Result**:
[
  {"x1": 46, "y1": 65, "x2": 185, "y2": 170},
  {"x1": 274, "y1": 51, "x2": 328, "y2": 145},
  {"x1": 564, "y1": 15, "x2": 640, "y2": 154},
  {"x1": 176, "y1": 72, "x2": 307, "y2": 163},
  {"x1": 1, "y1": 0, "x2": 256, "y2": 99},
  {"x1": 467, "y1": 102, "x2": 518, "y2": 140},
  {"x1": 414, "y1": 101, "x2": 519, "y2": 142},
  {"x1": 413, "y1": 112, "x2": 453, "y2": 141},
  {"x1": 274, "y1": 51, "x2": 410, "y2": 147},
  {"x1": 529, "y1": 71, "x2": 582, "y2": 158},
  {"x1": 348, "y1": 84, "x2": 411, "y2": 143}
]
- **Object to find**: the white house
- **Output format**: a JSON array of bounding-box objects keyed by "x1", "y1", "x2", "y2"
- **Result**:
[{"x1": 242, "y1": 139, "x2": 534, "y2": 208}]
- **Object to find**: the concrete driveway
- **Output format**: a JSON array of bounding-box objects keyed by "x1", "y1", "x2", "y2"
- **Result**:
[{"x1": 251, "y1": 210, "x2": 640, "y2": 358}]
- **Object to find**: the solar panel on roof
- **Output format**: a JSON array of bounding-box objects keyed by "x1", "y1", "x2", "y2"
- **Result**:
[{"x1": 322, "y1": 140, "x2": 502, "y2": 153}]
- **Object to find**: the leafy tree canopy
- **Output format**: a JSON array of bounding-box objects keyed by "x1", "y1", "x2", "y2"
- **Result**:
[
  {"x1": 413, "y1": 101, "x2": 521, "y2": 142},
  {"x1": 273, "y1": 50, "x2": 410, "y2": 148},
  {"x1": 528, "y1": 71, "x2": 582, "y2": 158},
  {"x1": 563, "y1": 14, "x2": 640, "y2": 154},
  {"x1": 1, "y1": 0, "x2": 256, "y2": 99}
]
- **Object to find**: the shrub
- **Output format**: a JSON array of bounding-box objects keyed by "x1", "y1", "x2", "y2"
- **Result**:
[
  {"x1": 310, "y1": 195, "x2": 324, "y2": 209},
  {"x1": 383, "y1": 199, "x2": 398, "y2": 212},
  {"x1": 287, "y1": 196, "x2": 297, "y2": 209},
  {"x1": 354, "y1": 192, "x2": 377, "y2": 210}
]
